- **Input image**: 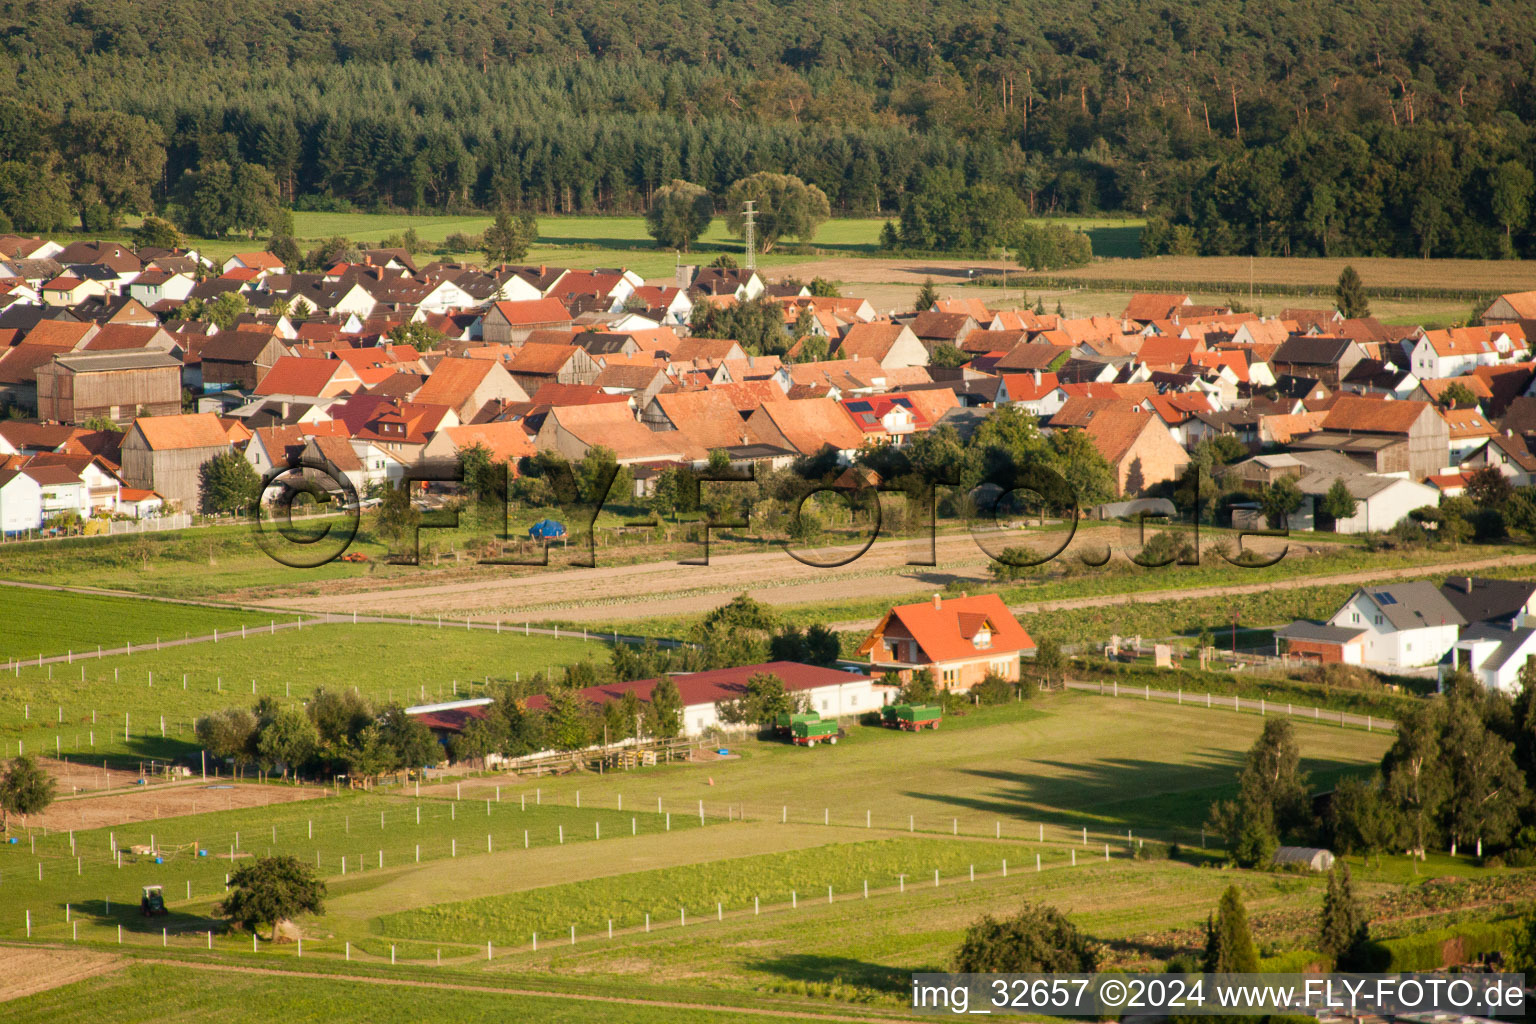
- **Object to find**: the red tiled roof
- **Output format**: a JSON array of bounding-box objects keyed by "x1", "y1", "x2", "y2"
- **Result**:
[
  {"x1": 523, "y1": 661, "x2": 866, "y2": 715},
  {"x1": 858, "y1": 593, "x2": 1034, "y2": 663},
  {"x1": 131, "y1": 413, "x2": 230, "y2": 451}
]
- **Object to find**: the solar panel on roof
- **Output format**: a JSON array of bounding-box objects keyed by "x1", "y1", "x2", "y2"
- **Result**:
[
  {"x1": 846, "y1": 401, "x2": 872, "y2": 412},
  {"x1": 1373, "y1": 592, "x2": 1397, "y2": 605}
]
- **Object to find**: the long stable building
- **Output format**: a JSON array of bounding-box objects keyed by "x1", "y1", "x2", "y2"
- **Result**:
[{"x1": 409, "y1": 661, "x2": 885, "y2": 749}]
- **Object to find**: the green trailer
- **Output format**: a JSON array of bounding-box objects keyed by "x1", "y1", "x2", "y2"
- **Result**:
[
  {"x1": 887, "y1": 703, "x2": 942, "y2": 731},
  {"x1": 792, "y1": 718, "x2": 840, "y2": 746},
  {"x1": 775, "y1": 711, "x2": 821, "y2": 735}
]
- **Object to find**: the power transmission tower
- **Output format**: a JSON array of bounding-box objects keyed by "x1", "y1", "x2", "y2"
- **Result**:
[{"x1": 742, "y1": 200, "x2": 757, "y2": 272}]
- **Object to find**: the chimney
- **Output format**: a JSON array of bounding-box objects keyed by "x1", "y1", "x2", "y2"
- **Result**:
[
  {"x1": 1450, "y1": 576, "x2": 1473, "y2": 594},
  {"x1": 1033, "y1": 369, "x2": 1042, "y2": 387},
  {"x1": 932, "y1": 593, "x2": 941, "y2": 609}
]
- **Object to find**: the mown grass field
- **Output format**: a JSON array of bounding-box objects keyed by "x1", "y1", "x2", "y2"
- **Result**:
[
  {"x1": 443, "y1": 695, "x2": 1393, "y2": 841},
  {"x1": 1036, "y1": 254, "x2": 1536, "y2": 293},
  {"x1": 1, "y1": 962, "x2": 851, "y2": 1024},
  {"x1": 0, "y1": 622, "x2": 611, "y2": 762},
  {"x1": 0, "y1": 587, "x2": 281, "y2": 662}
]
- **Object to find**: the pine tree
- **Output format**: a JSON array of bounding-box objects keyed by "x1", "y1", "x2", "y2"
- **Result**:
[
  {"x1": 1335, "y1": 265, "x2": 1369, "y2": 319},
  {"x1": 1201, "y1": 885, "x2": 1259, "y2": 973},
  {"x1": 915, "y1": 277, "x2": 939, "y2": 311},
  {"x1": 1318, "y1": 863, "x2": 1370, "y2": 968}
]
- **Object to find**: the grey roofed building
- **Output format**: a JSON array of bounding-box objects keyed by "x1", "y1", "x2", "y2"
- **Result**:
[
  {"x1": 1275, "y1": 621, "x2": 1369, "y2": 644},
  {"x1": 1351, "y1": 580, "x2": 1467, "y2": 632},
  {"x1": 1439, "y1": 576, "x2": 1536, "y2": 626},
  {"x1": 1454, "y1": 622, "x2": 1536, "y2": 669}
]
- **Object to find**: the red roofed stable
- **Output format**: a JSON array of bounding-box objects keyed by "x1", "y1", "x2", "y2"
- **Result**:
[{"x1": 857, "y1": 592, "x2": 1034, "y2": 691}]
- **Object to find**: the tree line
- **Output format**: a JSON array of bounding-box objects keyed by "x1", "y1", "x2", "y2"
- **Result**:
[
  {"x1": 0, "y1": 0, "x2": 1532, "y2": 255},
  {"x1": 1209, "y1": 668, "x2": 1536, "y2": 872}
]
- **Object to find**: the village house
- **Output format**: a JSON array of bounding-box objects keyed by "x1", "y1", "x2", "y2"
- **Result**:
[
  {"x1": 857, "y1": 592, "x2": 1035, "y2": 691},
  {"x1": 1281, "y1": 582, "x2": 1465, "y2": 669},
  {"x1": 832, "y1": 323, "x2": 929, "y2": 370},
  {"x1": 412, "y1": 357, "x2": 530, "y2": 422}
]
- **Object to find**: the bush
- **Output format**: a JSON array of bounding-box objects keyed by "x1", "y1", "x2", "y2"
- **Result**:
[
  {"x1": 1364, "y1": 922, "x2": 1513, "y2": 971},
  {"x1": 970, "y1": 672, "x2": 1014, "y2": 705}
]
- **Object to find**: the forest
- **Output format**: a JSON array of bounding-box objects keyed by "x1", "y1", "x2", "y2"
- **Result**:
[{"x1": 0, "y1": 0, "x2": 1532, "y2": 257}]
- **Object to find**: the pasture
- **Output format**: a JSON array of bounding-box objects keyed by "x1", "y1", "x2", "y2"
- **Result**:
[
  {"x1": 0, "y1": 586, "x2": 279, "y2": 663},
  {"x1": 0, "y1": 621, "x2": 612, "y2": 763},
  {"x1": 0, "y1": 694, "x2": 1518, "y2": 1021},
  {"x1": 416, "y1": 693, "x2": 1393, "y2": 841}
]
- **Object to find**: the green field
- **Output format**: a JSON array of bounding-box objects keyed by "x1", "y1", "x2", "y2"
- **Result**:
[
  {"x1": 380, "y1": 837, "x2": 1069, "y2": 945},
  {"x1": 0, "y1": 587, "x2": 284, "y2": 663},
  {"x1": 2, "y1": 963, "x2": 848, "y2": 1024},
  {"x1": 0, "y1": 695, "x2": 1520, "y2": 1018},
  {"x1": 0, "y1": 790, "x2": 706, "y2": 944},
  {"x1": 427, "y1": 694, "x2": 1392, "y2": 840},
  {"x1": 0, "y1": 622, "x2": 612, "y2": 762}
]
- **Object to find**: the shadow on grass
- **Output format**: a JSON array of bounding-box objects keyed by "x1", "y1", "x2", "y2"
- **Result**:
[
  {"x1": 750, "y1": 953, "x2": 910, "y2": 995},
  {"x1": 64, "y1": 898, "x2": 226, "y2": 935},
  {"x1": 899, "y1": 750, "x2": 1375, "y2": 832}
]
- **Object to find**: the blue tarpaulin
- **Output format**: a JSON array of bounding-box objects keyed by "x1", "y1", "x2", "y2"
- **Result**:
[{"x1": 528, "y1": 519, "x2": 567, "y2": 539}]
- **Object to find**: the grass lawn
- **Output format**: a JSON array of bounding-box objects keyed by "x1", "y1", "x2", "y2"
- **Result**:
[
  {"x1": 443, "y1": 695, "x2": 1393, "y2": 842},
  {"x1": 0, "y1": 587, "x2": 283, "y2": 662},
  {"x1": 0, "y1": 962, "x2": 850, "y2": 1024},
  {"x1": 0, "y1": 623, "x2": 611, "y2": 763}
]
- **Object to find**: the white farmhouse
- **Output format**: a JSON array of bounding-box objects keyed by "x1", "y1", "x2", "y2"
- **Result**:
[{"x1": 1325, "y1": 582, "x2": 1466, "y2": 669}]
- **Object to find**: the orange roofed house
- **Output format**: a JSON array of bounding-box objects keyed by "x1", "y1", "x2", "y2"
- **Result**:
[{"x1": 857, "y1": 592, "x2": 1035, "y2": 691}]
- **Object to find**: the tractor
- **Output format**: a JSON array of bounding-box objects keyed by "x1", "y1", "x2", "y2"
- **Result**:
[{"x1": 141, "y1": 884, "x2": 167, "y2": 916}]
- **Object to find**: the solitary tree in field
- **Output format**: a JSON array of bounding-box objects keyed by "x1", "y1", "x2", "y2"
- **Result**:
[
  {"x1": 374, "y1": 481, "x2": 422, "y2": 554},
  {"x1": 645, "y1": 179, "x2": 714, "y2": 252},
  {"x1": 954, "y1": 903, "x2": 1100, "y2": 972},
  {"x1": 0, "y1": 755, "x2": 55, "y2": 832},
  {"x1": 195, "y1": 707, "x2": 259, "y2": 775},
  {"x1": 1201, "y1": 885, "x2": 1259, "y2": 973},
  {"x1": 1335, "y1": 265, "x2": 1369, "y2": 319},
  {"x1": 221, "y1": 855, "x2": 326, "y2": 941},
  {"x1": 724, "y1": 172, "x2": 830, "y2": 252}
]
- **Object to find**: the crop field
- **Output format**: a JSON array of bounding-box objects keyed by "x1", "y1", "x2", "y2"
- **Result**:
[
  {"x1": 0, "y1": 622, "x2": 612, "y2": 763},
  {"x1": 378, "y1": 837, "x2": 1040, "y2": 945}
]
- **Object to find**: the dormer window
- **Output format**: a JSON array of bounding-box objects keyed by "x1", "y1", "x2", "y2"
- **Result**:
[{"x1": 973, "y1": 628, "x2": 992, "y2": 650}]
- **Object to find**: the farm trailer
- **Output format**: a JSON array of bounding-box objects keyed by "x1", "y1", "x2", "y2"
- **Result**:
[
  {"x1": 791, "y1": 718, "x2": 841, "y2": 746},
  {"x1": 881, "y1": 703, "x2": 943, "y2": 731}
]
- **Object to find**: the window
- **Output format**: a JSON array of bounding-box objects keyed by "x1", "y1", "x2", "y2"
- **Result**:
[
  {"x1": 820, "y1": 700, "x2": 828, "y2": 711},
  {"x1": 1375, "y1": 616, "x2": 1382, "y2": 626}
]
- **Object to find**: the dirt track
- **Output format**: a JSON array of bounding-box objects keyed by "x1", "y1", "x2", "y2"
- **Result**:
[
  {"x1": 275, "y1": 526, "x2": 1283, "y2": 623},
  {"x1": 272, "y1": 529, "x2": 1536, "y2": 634}
]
